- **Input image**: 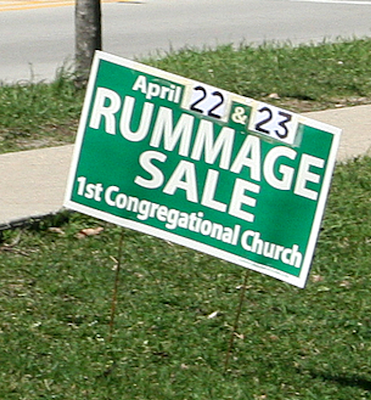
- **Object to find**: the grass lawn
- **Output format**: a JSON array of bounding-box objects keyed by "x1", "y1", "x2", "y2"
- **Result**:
[{"x1": 1, "y1": 39, "x2": 371, "y2": 399}]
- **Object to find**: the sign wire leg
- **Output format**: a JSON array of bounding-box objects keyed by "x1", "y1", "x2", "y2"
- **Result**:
[
  {"x1": 224, "y1": 269, "x2": 249, "y2": 373},
  {"x1": 108, "y1": 228, "x2": 124, "y2": 342}
]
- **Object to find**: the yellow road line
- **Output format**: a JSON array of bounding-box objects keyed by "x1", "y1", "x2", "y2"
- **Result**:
[{"x1": 0, "y1": 0, "x2": 137, "y2": 12}]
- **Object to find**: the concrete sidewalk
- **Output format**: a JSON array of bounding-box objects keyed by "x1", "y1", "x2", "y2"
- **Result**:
[
  {"x1": 1, "y1": 105, "x2": 371, "y2": 230},
  {"x1": 304, "y1": 104, "x2": 371, "y2": 161},
  {"x1": 0, "y1": 145, "x2": 74, "y2": 229}
]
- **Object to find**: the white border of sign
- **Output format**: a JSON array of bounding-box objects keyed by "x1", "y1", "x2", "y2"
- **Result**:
[{"x1": 64, "y1": 51, "x2": 342, "y2": 289}]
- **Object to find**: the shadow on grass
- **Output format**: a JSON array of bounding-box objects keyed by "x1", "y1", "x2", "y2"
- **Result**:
[{"x1": 309, "y1": 370, "x2": 371, "y2": 391}]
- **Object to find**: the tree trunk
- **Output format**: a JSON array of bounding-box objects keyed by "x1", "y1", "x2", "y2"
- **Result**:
[{"x1": 75, "y1": 0, "x2": 102, "y2": 84}]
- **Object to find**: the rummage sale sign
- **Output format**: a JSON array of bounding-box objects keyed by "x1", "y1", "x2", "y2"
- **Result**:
[{"x1": 64, "y1": 51, "x2": 341, "y2": 288}]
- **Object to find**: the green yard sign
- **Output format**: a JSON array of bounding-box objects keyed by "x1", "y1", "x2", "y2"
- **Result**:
[{"x1": 64, "y1": 51, "x2": 341, "y2": 288}]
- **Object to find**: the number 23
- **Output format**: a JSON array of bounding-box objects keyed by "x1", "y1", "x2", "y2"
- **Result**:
[{"x1": 254, "y1": 106, "x2": 293, "y2": 139}]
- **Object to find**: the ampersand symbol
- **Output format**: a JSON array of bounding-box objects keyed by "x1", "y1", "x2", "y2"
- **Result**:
[{"x1": 231, "y1": 106, "x2": 247, "y2": 125}]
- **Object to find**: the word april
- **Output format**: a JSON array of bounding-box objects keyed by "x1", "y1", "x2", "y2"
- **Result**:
[{"x1": 132, "y1": 75, "x2": 182, "y2": 103}]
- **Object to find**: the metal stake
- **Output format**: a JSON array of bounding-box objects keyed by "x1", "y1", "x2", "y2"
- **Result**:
[
  {"x1": 108, "y1": 228, "x2": 124, "y2": 342},
  {"x1": 224, "y1": 269, "x2": 249, "y2": 373}
]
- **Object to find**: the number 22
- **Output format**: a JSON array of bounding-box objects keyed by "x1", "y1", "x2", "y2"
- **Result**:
[{"x1": 190, "y1": 86, "x2": 225, "y2": 119}]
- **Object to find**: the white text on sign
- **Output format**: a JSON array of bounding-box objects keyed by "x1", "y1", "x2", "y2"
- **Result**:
[{"x1": 89, "y1": 87, "x2": 325, "y2": 224}]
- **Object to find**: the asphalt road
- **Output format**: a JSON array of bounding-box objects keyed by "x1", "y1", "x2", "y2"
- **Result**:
[{"x1": 1, "y1": 0, "x2": 371, "y2": 83}]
